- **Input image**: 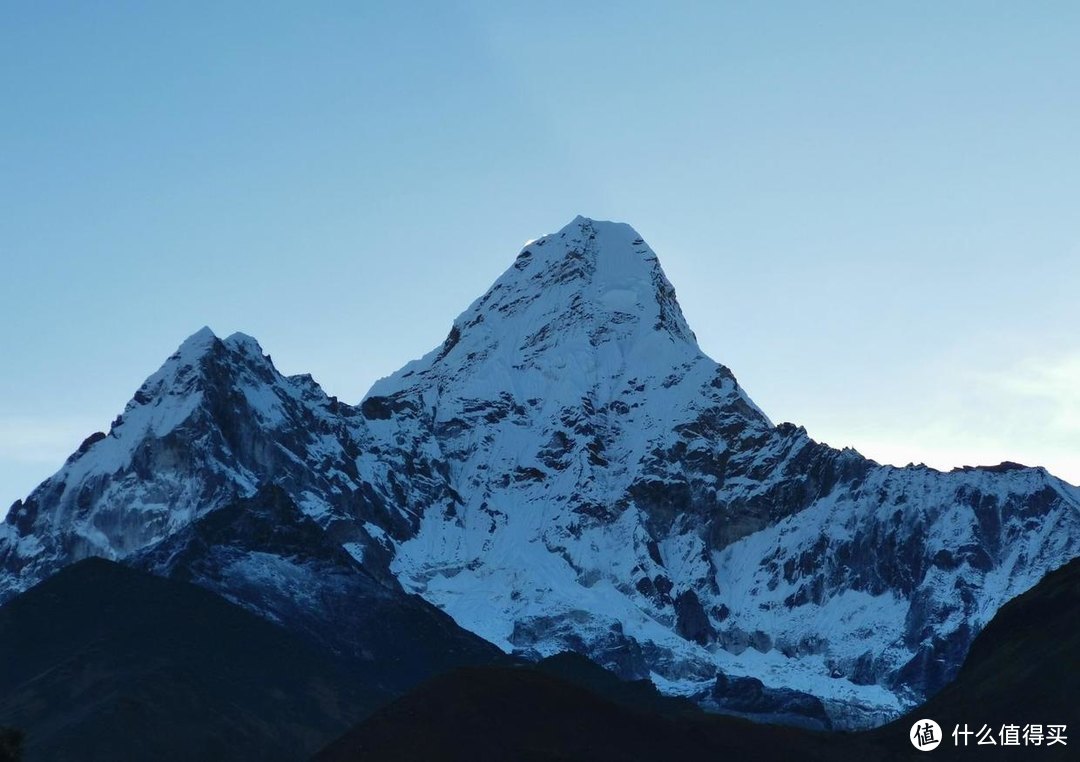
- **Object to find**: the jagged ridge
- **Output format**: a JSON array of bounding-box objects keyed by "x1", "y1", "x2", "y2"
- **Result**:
[{"x1": 2, "y1": 216, "x2": 1078, "y2": 729}]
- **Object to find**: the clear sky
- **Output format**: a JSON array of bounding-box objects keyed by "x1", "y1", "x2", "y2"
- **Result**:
[{"x1": 2, "y1": 2, "x2": 1078, "y2": 514}]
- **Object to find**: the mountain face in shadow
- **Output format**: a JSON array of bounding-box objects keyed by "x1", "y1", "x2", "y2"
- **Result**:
[
  {"x1": 312, "y1": 663, "x2": 845, "y2": 762},
  {"x1": 865, "y1": 555, "x2": 1080, "y2": 759},
  {"x1": 317, "y1": 557, "x2": 1079, "y2": 761},
  {"x1": 0, "y1": 558, "x2": 388, "y2": 762},
  {"x1": 131, "y1": 484, "x2": 509, "y2": 693},
  {"x1": 2, "y1": 521, "x2": 1070, "y2": 761}
]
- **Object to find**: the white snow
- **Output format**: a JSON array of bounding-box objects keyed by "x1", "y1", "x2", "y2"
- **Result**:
[{"x1": 3, "y1": 217, "x2": 1078, "y2": 730}]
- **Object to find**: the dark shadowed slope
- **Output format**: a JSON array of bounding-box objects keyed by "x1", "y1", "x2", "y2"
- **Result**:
[
  {"x1": 866, "y1": 555, "x2": 1080, "y2": 760},
  {"x1": 0, "y1": 558, "x2": 387, "y2": 762},
  {"x1": 316, "y1": 558, "x2": 1079, "y2": 762},
  {"x1": 132, "y1": 484, "x2": 510, "y2": 693},
  {"x1": 311, "y1": 663, "x2": 855, "y2": 762}
]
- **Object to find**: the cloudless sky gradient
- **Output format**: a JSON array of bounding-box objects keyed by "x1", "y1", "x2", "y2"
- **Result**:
[{"x1": 2, "y1": 1, "x2": 1078, "y2": 513}]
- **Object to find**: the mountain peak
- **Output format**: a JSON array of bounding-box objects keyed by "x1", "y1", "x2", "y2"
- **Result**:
[
  {"x1": 175, "y1": 325, "x2": 219, "y2": 358},
  {"x1": 533, "y1": 215, "x2": 663, "y2": 291},
  {"x1": 152, "y1": 329, "x2": 277, "y2": 401},
  {"x1": 0, "y1": 323, "x2": 364, "y2": 597},
  {"x1": 557, "y1": 214, "x2": 640, "y2": 238},
  {"x1": 224, "y1": 331, "x2": 266, "y2": 357},
  {"x1": 530, "y1": 217, "x2": 693, "y2": 342},
  {"x1": 171, "y1": 328, "x2": 266, "y2": 368},
  {"x1": 373, "y1": 217, "x2": 698, "y2": 398}
]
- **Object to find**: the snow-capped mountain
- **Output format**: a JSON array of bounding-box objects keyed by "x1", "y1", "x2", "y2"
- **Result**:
[
  {"x1": 1, "y1": 328, "x2": 363, "y2": 597},
  {"x1": 363, "y1": 217, "x2": 1080, "y2": 724},
  {"x1": 0, "y1": 327, "x2": 450, "y2": 600},
  {"x1": 2, "y1": 216, "x2": 1077, "y2": 728}
]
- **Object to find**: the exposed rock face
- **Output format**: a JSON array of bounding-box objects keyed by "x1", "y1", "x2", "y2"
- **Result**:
[
  {"x1": 0, "y1": 329, "x2": 450, "y2": 599},
  {"x1": 2, "y1": 216, "x2": 1078, "y2": 728},
  {"x1": 674, "y1": 590, "x2": 716, "y2": 646},
  {"x1": 132, "y1": 485, "x2": 505, "y2": 691},
  {"x1": 710, "y1": 672, "x2": 832, "y2": 731}
]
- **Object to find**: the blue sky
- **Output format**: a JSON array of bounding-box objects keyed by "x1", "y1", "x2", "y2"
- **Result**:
[{"x1": 2, "y1": 1, "x2": 1078, "y2": 511}]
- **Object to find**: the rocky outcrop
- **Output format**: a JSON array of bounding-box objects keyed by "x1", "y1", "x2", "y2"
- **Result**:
[{"x1": 710, "y1": 672, "x2": 832, "y2": 731}]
